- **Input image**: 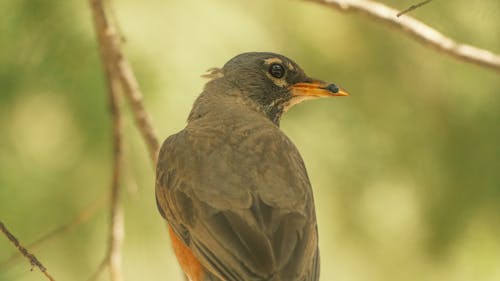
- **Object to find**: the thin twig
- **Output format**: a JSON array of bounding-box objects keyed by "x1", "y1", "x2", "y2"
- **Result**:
[
  {"x1": 0, "y1": 221, "x2": 56, "y2": 281},
  {"x1": 89, "y1": 0, "x2": 125, "y2": 280},
  {"x1": 0, "y1": 196, "x2": 106, "y2": 270},
  {"x1": 116, "y1": 55, "x2": 160, "y2": 164},
  {"x1": 106, "y1": 51, "x2": 124, "y2": 281},
  {"x1": 90, "y1": 0, "x2": 159, "y2": 166},
  {"x1": 397, "y1": 0, "x2": 433, "y2": 17},
  {"x1": 108, "y1": 203, "x2": 124, "y2": 281},
  {"x1": 87, "y1": 0, "x2": 187, "y2": 278},
  {"x1": 86, "y1": 258, "x2": 108, "y2": 281},
  {"x1": 305, "y1": 0, "x2": 500, "y2": 73}
]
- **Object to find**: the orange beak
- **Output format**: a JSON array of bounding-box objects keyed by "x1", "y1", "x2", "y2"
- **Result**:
[{"x1": 289, "y1": 80, "x2": 349, "y2": 98}]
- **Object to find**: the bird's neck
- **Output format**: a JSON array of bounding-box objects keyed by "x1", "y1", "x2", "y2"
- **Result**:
[{"x1": 188, "y1": 83, "x2": 283, "y2": 127}]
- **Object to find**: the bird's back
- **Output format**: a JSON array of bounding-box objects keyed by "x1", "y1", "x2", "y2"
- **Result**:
[{"x1": 156, "y1": 93, "x2": 319, "y2": 281}]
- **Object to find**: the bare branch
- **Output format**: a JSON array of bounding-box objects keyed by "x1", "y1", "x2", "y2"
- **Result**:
[
  {"x1": 108, "y1": 196, "x2": 124, "y2": 281},
  {"x1": 116, "y1": 56, "x2": 160, "y2": 164},
  {"x1": 87, "y1": 258, "x2": 108, "y2": 281},
  {"x1": 87, "y1": 0, "x2": 187, "y2": 278},
  {"x1": 397, "y1": 0, "x2": 433, "y2": 17},
  {"x1": 0, "y1": 196, "x2": 106, "y2": 270},
  {"x1": 106, "y1": 75, "x2": 124, "y2": 281},
  {"x1": 105, "y1": 51, "x2": 125, "y2": 281},
  {"x1": 89, "y1": 0, "x2": 160, "y2": 166},
  {"x1": 0, "y1": 221, "x2": 56, "y2": 281},
  {"x1": 305, "y1": 0, "x2": 500, "y2": 73},
  {"x1": 89, "y1": 0, "x2": 125, "y2": 280}
]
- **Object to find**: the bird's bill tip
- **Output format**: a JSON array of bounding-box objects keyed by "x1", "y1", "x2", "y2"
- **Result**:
[{"x1": 289, "y1": 80, "x2": 349, "y2": 97}]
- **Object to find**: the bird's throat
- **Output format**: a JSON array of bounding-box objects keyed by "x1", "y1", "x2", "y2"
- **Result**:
[{"x1": 265, "y1": 105, "x2": 284, "y2": 127}]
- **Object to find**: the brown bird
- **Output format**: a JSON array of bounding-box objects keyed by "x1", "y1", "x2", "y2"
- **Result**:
[{"x1": 155, "y1": 52, "x2": 348, "y2": 281}]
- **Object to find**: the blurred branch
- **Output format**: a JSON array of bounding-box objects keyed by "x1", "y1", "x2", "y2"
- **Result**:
[
  {"x1": 305, "y1": 0, "x2": 500, "y2": 73},
  {"x1": 0, "y1": 221, "x2": 56, "y2": 281},
  {"x1": 0, "y1": 196, "x2": 106, "y2": 270},
  {"x1": 87, "y1": 0, "x2": 190, "y2": 279},
  {"x1": 397, "y1": 0, "x2": 433, "y2": 17},
  {"x1": 87, "y1": 259, "x2": 108, "y2": 281},
  {"x1": 106, "y1": 62, "x2": 125, "y2": 281},
  {"x1": 89, "y1": 0, "x2": 125, "y2": 280},
  {"x1": 108, "y1": 204, "x2": 124, "y2": 281},
  {"x1": 116, "y1": 55, "x2": 160, "y2": 164},
  {"x1": 90, "y1": 0, "x2": 160, "y2": 166}
]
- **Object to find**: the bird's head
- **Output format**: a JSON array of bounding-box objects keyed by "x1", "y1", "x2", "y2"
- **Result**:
[{"x1": 202, "y1": 52, "x2": 349, "y2": 125}]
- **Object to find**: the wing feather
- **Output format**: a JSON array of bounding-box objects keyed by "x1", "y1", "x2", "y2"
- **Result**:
[{"x1": 156, "y1": 119, "x2": 319, "y2": 281}]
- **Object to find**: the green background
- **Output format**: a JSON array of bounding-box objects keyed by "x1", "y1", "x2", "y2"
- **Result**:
[{"x1": 1, "y1": 0, "x2": 499, "y2": 280}]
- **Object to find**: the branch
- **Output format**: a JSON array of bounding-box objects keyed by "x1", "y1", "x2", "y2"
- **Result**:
[
  {"x1": 89, "y1": 0, "x2": 125, "y2": 280},
  {"x1": 86, "y1": 258, "x2": 108, "y2": 281},
  {"x1": 0, "y1": 221, "x2": 56, "y2": 281},
  {"x1": 397, "y1": 0, "x2": 432, "y2": 17},
  {"x1": 116, "y1": 55, "x2": 160, "y2": 164},
  {"x1": 88, "y1": 0, "x2": 182, "y2": 278},
  {"x1": 106, "y1": 61, "x2": 124, "y2": 281},
  {"x1": 0, "y1": 196, "x2": 106, "y2": 270},
  {"x1": 89, "y1": 0, "x2": 160, "y2": 166},
  {"x1": 108, "y1": 200, "x2": 124, "y2": 281},
  {"x1": 305, "y1": 0, "x2": 500, "y2": 73},
  {"x1": 104, "y1": 74, "x2": 124, "y2": 281}
]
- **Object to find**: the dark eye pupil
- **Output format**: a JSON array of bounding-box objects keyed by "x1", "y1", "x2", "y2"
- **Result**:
[{"x1": 269, "y1": 63, "x2": 285, "y2": 78}]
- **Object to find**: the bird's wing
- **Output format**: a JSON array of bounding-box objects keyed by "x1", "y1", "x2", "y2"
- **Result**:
[{"x1": 156, "y1": 123, "x2": 319, "y2": 281}]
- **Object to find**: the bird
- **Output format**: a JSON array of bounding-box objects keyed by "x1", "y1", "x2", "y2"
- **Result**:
[{"x1": 155, "y1": 52, "x2": 348, "y2": 281}]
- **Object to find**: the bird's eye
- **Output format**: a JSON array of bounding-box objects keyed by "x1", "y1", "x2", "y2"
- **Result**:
[{"x1": 269, "y1": 63, "x2": 285, "y2": 79}]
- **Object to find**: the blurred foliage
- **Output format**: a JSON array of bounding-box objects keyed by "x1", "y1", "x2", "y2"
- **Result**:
[{"x1": 1, "y1": 0, "x2": 499, "y2": 281}]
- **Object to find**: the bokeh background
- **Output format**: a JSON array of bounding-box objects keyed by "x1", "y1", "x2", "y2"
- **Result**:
[{"x1": 1, "y1": 0, "x2": 499, "y2": 280}]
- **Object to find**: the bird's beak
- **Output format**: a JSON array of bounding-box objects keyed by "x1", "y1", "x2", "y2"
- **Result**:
[{"x1": 289, "y1": 79, "x2": 349, "y2": 98}]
